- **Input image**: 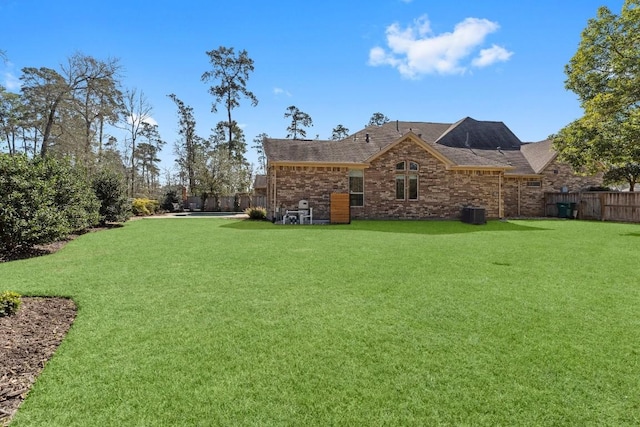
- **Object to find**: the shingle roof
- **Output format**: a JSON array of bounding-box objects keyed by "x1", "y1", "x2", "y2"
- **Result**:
[
  {"x1": 264, "y1": 117, "x2": 554, "y2": 175},
  {"x1": 521, "y1": 139, "x2": 557, "y2": 173},
  {"x1": 436, "y1": 117, "x2": 522, "y2": 150},
  {"x1": 472, "y1": 149, "x2": 536, "y2": 175},
  {"x1": 263, "y1": 138, "x2": 374, "y2": 164}
]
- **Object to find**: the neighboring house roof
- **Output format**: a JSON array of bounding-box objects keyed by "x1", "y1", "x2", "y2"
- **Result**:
[
  {"x1": 264, "y1": 117, "x2": 552, "y2": 175},
  {"x1": 253, "y1": 174, "x2": 267, "y2": 189}
]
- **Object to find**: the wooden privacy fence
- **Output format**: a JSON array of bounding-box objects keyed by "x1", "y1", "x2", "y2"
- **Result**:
[
  {"x1": 184, "y1": 195, "x2": 267, "y2": 212},
  {"x1": 545, "y1": 192, "x2": 640, "y2": 222}
]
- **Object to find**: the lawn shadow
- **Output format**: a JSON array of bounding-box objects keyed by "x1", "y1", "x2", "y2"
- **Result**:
[
  {"x1": 222, "y1": 219, "x2": 549, "y2": 235},
  {"x1": 221, "y1": 219, "x2": 282, "y2": 230},
  {"x1": 345, "y1": 220, "x2": 549, "y2": 235}
]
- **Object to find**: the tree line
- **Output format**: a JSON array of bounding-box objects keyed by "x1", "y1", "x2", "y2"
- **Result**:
[
  {"x1": 0, "y1": 52, "x2": 165, "y2": 198},
  {"x1": 0, "y1": 46, "x2": 395, "y2": 205}
]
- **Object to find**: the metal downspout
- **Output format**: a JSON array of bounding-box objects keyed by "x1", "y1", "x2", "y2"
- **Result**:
[
  {"x1": 499, "y1": 172, "x2": 504, "y2": 219},
  {"x1": 517, "y1": 178, "x2": 521, "y2": 217},
  {"x1": 272, "y1": 166, "x2": 277, "y2": 220}
]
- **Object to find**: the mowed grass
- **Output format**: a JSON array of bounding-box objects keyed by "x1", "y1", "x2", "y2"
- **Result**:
[{"x1": 2, "y1": 218, "x2": 640, "y2": 426}]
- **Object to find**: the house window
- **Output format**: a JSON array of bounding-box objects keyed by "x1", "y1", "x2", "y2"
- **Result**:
[
  {"x1": 396, "y1": 161, "x2": 419, "y2": 200},
  {"x1": 349, "y1": 170, "x2": 364, "y2": 207},
  {"x1": 408, "y1": 174, "x2": 418, "y2": 200},
  {"x1": 526, "y1": 181, "x2": 542, "y2": 187},
  {"x1": 395, "y1": 175, "x2": 405, "y2": 199}
]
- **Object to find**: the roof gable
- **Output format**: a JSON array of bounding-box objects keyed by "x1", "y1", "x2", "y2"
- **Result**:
[
  {"x1": 365, "y1": 132, "x2": 455, "y2": 167},
  {"x1": 521, "y1": 139, "x2": 558, "y2": 173},
  {"x1": 435, "y1": 117, "x2": 522, "y2": 151}
]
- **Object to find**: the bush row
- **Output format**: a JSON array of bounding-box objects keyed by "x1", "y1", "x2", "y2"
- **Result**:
[{"x1": 0, "y1": 154, "x2": 130, "y2": 253}]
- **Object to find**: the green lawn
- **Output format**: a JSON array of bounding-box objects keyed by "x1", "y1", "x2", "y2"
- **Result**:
[{"x1": 2, "y1": 218, "x2": 640, "y2": 426}]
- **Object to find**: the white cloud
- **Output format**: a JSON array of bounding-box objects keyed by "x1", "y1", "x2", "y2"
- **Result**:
[
  {"x1": 472, "y1": 44, "x2": 513, "y2": 67},
  {"x1": 143, "y1": 116, "x2": 158, "y2": 126},
  {"x1": 128, "y1": 114, "x2": 157, "y2": 126},
  {"x1": 368, "y1": 15, "x2": 513, "y2": 78},
  {"x1": 273, "y1": 87, "x2": 292, "y2": 97},
  {"x1": 3, "y1": 72, "x2": 20, "y2": 90},
  {"x1": 1, "y1": 61, "x2": 20, "y2": 90}
]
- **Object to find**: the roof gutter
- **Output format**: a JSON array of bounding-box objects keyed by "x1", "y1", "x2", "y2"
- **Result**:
[
  {"x1": 504, "y1": 173, "x2": 544, "y2": 178},
  {"x1": 447, "y1": 165, "x2": 516, "y2": 172},
  {"x1": 268, "y1": 161, "x2": 369, "y2": 168}
]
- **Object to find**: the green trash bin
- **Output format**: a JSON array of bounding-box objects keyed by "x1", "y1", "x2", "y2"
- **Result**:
[{"x1": 556, "y1": 202, "x2": 570, "y2": 218}]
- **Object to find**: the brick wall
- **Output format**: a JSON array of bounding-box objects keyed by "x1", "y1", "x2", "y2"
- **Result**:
[
  {"x1": 503, "y1": 178, "x2": 545, "y2": 217},
  {"x1": 267, "y1": 165, "x2": 348, "y2": 220},
  {"x1": 540, "y1": 160, "x2": 603, "y2": 193}
]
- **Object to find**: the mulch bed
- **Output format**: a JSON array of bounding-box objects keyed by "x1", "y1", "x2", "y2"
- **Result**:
[{"x1": 0, "y1": 297, "x2": 76, "y2": 425}]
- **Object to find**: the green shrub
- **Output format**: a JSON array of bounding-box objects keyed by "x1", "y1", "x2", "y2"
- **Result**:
[
  {"x1": 92, "y1": 169, "x2": 131, "y2": 225},
  {"x1": 0, "y1": 154, "x2": 99, "y2": 252},
  {"x1": 160, "y1": 190, "x2": 182, "y2": 212},
  {"x1": 132, "y1": 198, "x2": 160, "y2": 216},
  {"x1": 244, "y1": 206, "x2": 267, "y2": 220},
  {"x1": 50, "y1": 159, "x2": 100, "y2": 231},
  {"x1": 0, "y1": 291, "x2": 22, "y2": 317},
  {"x1": 132, "y1": 198, "x2": 150, "y2": 216}
]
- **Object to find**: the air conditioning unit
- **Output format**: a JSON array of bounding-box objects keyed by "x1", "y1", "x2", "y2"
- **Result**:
[{"x1": 461, "y1": 206, "x2": 486, "y2": 225}]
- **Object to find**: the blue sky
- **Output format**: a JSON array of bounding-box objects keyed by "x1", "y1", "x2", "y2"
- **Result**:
[{"x1": 1, "y1": 0, "x2": 624, "y2": 172}]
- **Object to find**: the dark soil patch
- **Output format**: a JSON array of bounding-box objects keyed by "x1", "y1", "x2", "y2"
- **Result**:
[
  {"x1": 0, "y1": 297, "x2": 76, "y2": 425},
  {"x1": 0, "y1": 240, "x2": 71, "y2": 263}
]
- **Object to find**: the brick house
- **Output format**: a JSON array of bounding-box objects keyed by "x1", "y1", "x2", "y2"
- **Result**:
[{"x1": 263, "y1": 117, "x2": 602, "y2": 221}]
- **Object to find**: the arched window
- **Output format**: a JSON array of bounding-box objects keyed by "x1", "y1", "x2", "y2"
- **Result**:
[{"x1": 395, "y1": 161, "x2": 419, "y2": 200}]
